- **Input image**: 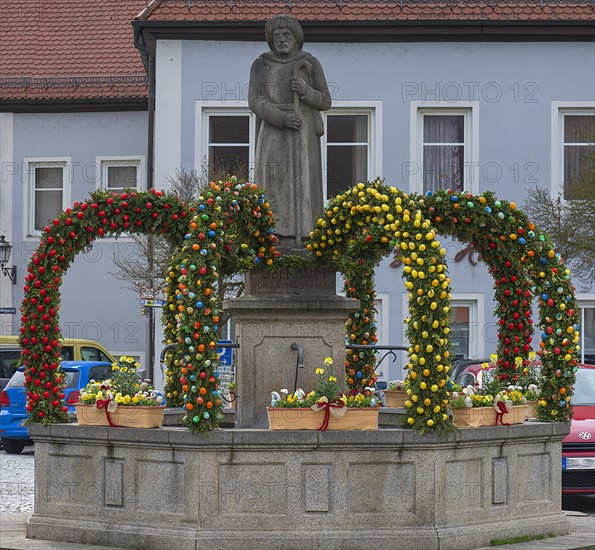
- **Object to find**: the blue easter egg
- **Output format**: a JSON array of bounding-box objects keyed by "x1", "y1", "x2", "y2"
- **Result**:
[
  {"x1": 356, "y1": 372, "x2": 363, "y2": 379},
  {"x1": 451, "y1": 195, "x2": 458, "y2": 202},
  {"x1": 485, "y1": 207, "x2": 492, "y2": 214},
  {"x1": 196, "y1": 302, "x2": 203, "y2": 309}
]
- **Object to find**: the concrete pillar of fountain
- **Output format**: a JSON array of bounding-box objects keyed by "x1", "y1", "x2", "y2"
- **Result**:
[{"x1": 223, "y1": 267, "x2": 359, "y2": 428}]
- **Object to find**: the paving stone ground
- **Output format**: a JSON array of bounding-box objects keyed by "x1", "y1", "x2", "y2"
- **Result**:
[{"x1": 0, "y1": 448, "x2": 34, "y2": 515}]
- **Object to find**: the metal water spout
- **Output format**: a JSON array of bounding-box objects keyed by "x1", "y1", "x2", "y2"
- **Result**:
[{"x1": 291, "y1": 343, "x2": 304, "y2": 393}]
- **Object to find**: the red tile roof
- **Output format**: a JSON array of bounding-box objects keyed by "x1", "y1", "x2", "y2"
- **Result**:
[
  {"x1": 1, "y1": 1, "x2": 148, "y2": 102},
  {"x1": 139, "y1": 0, "x2": 595, "y2": 22}
]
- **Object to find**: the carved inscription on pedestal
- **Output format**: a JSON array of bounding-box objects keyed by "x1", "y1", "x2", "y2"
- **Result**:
[{"x1": 247, "y1": 267, "x2": 336, "y2": 295}]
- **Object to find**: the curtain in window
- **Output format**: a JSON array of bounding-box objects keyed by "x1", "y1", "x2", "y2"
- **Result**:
[
  {"x1": 563, "y1": 115, "x2": 594, "y2": 200},
  {"x1": 423, "y1": 115, "x2": 464, "y2": 193}
]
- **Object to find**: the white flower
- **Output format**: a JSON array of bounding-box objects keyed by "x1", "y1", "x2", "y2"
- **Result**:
[
  {"x1": 280, "y1": 389, "x2": 288, "y2": 395},
  {"x1": 451, "y1": 391, "x2": 459, "y2": 399}
]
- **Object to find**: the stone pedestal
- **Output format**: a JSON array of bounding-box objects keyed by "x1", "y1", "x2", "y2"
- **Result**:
[
  {"x1": 28, "y1": 422, "x2": 571, "y2": 550},
  {"x1": 223, "y1": 267, "x2": 358, "y2": 428}
]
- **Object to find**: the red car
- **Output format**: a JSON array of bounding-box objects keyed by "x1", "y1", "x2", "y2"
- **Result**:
[{"x1": 455, "y1": 362, "x2": 595, "y2": 494}]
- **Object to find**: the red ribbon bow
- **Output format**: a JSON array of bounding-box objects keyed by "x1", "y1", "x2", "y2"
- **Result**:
[
  {"x1": 96, "y1": 397, "x2": 120, "y2": 427},
  {"x1": 315, "y1": 399, "x2": 345, "y2": 432},
  {"x1": 494, "y1": 401, "x2": 510, "y2": 426}
]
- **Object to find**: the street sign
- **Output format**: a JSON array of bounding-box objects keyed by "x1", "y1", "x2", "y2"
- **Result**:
[
  {"x1": 217, "y1": 340, "x2": 234, "y2": 367},
  {"x1": 0, "y1": 307, "x2": 16, "y2": 315},
  {"x1": 142, "y1": 299, "x2": 166, "y2": 308}
]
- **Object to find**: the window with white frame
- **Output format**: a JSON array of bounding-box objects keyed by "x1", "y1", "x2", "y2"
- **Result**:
[
  {"x1": 323, "y1": 111, "x2": 371, "y2": 199},
  {"x1": 577, "y1": 297, "x2": 595, "y2": 365},
  {"x1": 203, "y1": 111, "x2": 253, "y2": 179},
  {"x1": 559, "y1": 110, "x2": 594, "y2": 200},
  {"x1": 26, "y1": 160, "x2": 68, "y2": 234},
  {"x1": 100, "y1": 159, "x2": 142, "y2": 193},
  {"x1": 410, "y1": 103, "x2": 478, "y2": 194}
]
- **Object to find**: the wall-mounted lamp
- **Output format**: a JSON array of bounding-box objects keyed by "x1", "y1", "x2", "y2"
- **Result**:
[{"x1": 0, "y1": 235, "x2": 17, "y2": 285}]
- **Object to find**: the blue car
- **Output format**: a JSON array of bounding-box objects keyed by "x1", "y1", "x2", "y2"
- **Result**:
[{"x1": 0, "y1": 361, "x2": 112, "y2": 454}]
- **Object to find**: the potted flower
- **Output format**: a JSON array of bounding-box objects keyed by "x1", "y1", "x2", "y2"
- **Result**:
[
  {"x1": 75, "y1": 356, "x2": 165, "y2": 428},
  {"x1": 515, "y1": 352, "x2": 541, "y2": 418},
  {"x1": 227, "y1": 380, "x2": 236, "y2": 410},
  {"x1": 448, "y1": 364, "x2": 528, "y2": 428},
  {"x1": 267, "y1": 357, "x2": 380, "y2": 430},
  {"x1": 384, "y1": 378, "x2": 409, "y2": 408}
]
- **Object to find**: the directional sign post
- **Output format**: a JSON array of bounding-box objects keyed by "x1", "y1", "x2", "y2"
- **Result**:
[
  {"x1": 217, "y1": 340, "x2": 234, "y2": 367},
  {"x1": 142, "y1": 300, "x2": 166, "y2": 308},
  {"x1": 217, "y1": 340, "x2": 234, "y2": 392}
]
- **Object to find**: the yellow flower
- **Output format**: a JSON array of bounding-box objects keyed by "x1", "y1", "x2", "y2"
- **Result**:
[
  {"x1": 324, "y1": 357, "x2": 333, "y2": 366},
  {"x1": 287, "y1": 394, "x2": 296, "y2": 403},
  {"x1": 315, "y1": 368, "x2": 325, "y2": 375},
  {"x1": 96, "y1": 391, "x2": 104, "y2": 400},
  {"x1": 481, "y1": 362, "x2": 489, "y2": 370},
  {"x1": 528, "y1": 351, "x2": 537, "y2": 362},
  {"x1": 132, "y1": 396, "x2": 139, "y2": 404},
  {"x1": 115, "y1": 393, "x2": 123, "y2": 403},
  {"x1": 489, "y1": 354, "x2": 498, "y2": 365},
  {"x1": 123, "y1": 395, "x2": 131, "y2": 405},
  {"x1": 329, "y1": 376, "x2": 337, "y2": 382},
  {"x1": 514, "y1": 356, "x2": 523, "y2": 366}
]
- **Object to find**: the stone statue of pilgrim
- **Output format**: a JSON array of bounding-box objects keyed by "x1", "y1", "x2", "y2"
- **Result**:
[{"x1": 249, "y1": 15, "x2": 331, "y2": 250}]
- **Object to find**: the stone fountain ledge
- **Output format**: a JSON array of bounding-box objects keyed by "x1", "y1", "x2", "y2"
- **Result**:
[{"x1": 28, "y1": 422, "x2": 569, "y2": 550}]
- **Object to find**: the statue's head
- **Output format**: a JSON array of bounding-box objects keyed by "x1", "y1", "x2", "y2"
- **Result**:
[{"x1": 265, "y1": 15, "x2": 304, "y2": 54}]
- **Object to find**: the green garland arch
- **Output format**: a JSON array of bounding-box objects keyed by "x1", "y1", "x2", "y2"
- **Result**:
[
  {"x1": 309, "y1": 181, "x2": 579, "y2": 423},
  {"x1": 160, "y1": 180, "x2": 277, "y2": 431},
  {"x1": 18, "y1": 188, "x2": 194, "y2": 424},
  {"x1": 308, "y1": 182, "x2": 454, "y2": 432},
  {"x1": 417, "y1": 189, "x2": 579, "y2": 421}
]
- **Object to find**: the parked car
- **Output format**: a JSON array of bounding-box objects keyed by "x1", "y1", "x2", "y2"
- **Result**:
[
  {"x1": 562, "y1": 364, "x2": 595, "y2": 494},
  {"x1": 450, "y1": 358, "x2": 490, "y2": 384},
  {"x1": 0, "y1": 335, "x2": 114, "y2": 390},
  {"x1": 455, "y1": 361, "x2": 595, "y2": 494},
  {"x1": 0, "y1": 361, "x2": 112, "y2": 454}
]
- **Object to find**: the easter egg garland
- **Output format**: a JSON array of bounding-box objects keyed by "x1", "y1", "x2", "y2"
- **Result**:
[
  {"x1": 19, "y1": 188, "x2": 192, "y2": 425},
  {"x1": 417, "y1": 189, "x2": 579, "y2": 421},
  {"x1": 308, "y1": 180, "x2": 453, "y2": 432},
  {"x1": 161, "y1": 179, "x2": 276, "y2": 431}
]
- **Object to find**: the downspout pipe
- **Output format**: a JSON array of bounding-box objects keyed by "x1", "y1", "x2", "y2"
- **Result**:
[{"x1": 133, "y1": 26, "x2": 156, "y2": 382}]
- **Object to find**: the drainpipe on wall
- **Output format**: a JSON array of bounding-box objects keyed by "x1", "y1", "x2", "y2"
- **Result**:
[{"x1": 134, "y1": 27, "x2": 156, "y2": 383}]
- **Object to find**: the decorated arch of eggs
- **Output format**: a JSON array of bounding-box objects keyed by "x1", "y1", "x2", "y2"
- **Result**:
[
  {"x1": 308, "y1": 181, "x2": 454, "y2": 432},
  {"x1": 309, "y1": 181, "x2": 579, "y2": 424},
  {"x1": 160, "y1": 180, "x2": 277, "y2": 431},
  {"x1": 18, "y1": 188, "x2": 194, "y2": 425},
  {"x1": 417, "y1": 189, "x2": 579, "y2": 421}
]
